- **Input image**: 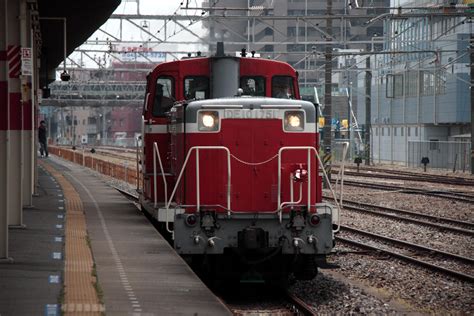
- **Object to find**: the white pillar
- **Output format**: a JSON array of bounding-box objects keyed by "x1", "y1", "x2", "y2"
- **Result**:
[
  {"x1": 6, "y1": 0, "x2": 23, "y2": 227},
  {"x1": 20, "y1": 0, "x2": 33, "y2": 207},
  {"x1": 0, "y1": 0, "x2": 10, "y2": 259}
]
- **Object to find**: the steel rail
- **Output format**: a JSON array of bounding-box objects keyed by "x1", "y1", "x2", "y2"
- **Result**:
[
  {"x1": 340, "y1": 226, "x2": 474, "y2": 264},
  {"x1": 338, "y1": 180, "x2": 474, "y2": 203},
  {"x1": 94, "y1": 150, "x2": 136, "y2": 162},
  {"x1": 336, "y1": 234, "x2": 474, "y2": 283},
  {"x1": 330, "y1": 199, "x2": 474, "y2": 236},
  {"x1": 333, "y1": 165, "x2": 474, "y2": 185},
  {"x1": 286, "y1": 291, "x2": 317, "y2": 316},
  {"x1": 336, "y1": 170, "x2": 474, "y2": 186},
  {"x1": 339, "y1": 199, "x2": 474, "y2": 229}
]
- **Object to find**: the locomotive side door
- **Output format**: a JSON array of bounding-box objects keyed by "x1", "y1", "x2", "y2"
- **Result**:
[{"x1": 142, "y1": 73, "x2": 177, "y2": 204}]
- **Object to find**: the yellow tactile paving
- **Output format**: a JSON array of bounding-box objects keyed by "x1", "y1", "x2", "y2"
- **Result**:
[{"x1": 40, "y1": 161, "x2": 104, "y2": 315}]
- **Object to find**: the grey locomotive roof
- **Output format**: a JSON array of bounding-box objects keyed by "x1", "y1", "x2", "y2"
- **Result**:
[{"x1": 182, "y1": 97, "x2": 316, "y2": 123}]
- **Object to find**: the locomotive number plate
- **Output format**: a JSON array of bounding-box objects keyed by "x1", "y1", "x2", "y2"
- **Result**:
[{"x1": 224, "y1": 109, "x2": 280, "y2": 119}]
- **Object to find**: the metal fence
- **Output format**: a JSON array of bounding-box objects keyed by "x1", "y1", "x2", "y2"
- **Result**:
[
  {"x1": 54, "y1": 137, "x2": 139, "y2": 148},
  {"x1": 408, "y1": 140, "x2": 471, "y2": 172}
]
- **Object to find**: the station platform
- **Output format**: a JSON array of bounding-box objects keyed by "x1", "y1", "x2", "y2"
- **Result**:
[{"x1": 0, "y1": 156, "x2": 230, "y2": 316}]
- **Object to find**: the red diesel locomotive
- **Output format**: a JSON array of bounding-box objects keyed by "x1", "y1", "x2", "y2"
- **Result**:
[{"x1": 139, "y1": 44, "x2": 338, "y2": 283}]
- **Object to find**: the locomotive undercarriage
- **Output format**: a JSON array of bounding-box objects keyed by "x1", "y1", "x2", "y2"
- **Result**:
[
  {"x1": 172, "y1": 203, "x2": 335, "y2": 282},
  {"x1": 185, "y1": 250, "x2": 327, "y2": 284}
]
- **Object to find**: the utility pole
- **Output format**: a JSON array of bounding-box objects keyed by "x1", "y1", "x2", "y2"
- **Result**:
[
  {"x1": 322, "y1": 0, "x2": 333, "y2": 183},
  {"x1": 365, "y1": 48, "x2": 372, "y2": 166},
  {"x1": 470, "y1": 34, "x2": 473, "y2": 174}
]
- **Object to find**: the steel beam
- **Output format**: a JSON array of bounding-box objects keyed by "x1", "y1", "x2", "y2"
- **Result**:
[{"x1": 109, "y1": 12, "x2": 472, "y2": 20}]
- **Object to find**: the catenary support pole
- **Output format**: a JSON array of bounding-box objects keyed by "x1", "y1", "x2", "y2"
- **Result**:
[
  {"x1": 322, "y1": 0, "x2": 333, "y2": 186},
  {"x1": 470, "y1": 34, "x2": 473, "y2": 175},
  {"x1": 365, "y1": 52, "x2": 372, "y2": 166}
]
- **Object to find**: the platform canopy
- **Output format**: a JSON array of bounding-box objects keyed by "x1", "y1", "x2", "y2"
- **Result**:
[{"x1": 38, "y1": 0, "x2": 121, "y2": 87}]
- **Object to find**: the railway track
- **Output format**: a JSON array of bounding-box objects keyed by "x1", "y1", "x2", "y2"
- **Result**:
[
  {"x1": 324, "y1": 196, "x2": 474, "y2": 236},
  {"x1": 95, "y1": 149, "x2": 137, "y2": 162},
  {"x1": 332, "y1": 166, "x2": 474, "y2": 186},
  {"x1": 337, "y1": 179, "x2": 474, "y2": 203},
  {"x1": 337, "y1": 226, "x2": 474, "y2": 283},
  {"x1": 229, "y1": 291, "x2": 316, "y2": 316}
]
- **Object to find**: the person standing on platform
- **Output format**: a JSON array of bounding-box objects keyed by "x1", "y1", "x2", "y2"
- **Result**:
[{"x1": 38, "y1": 120, "x2": 48, "y2": 157}]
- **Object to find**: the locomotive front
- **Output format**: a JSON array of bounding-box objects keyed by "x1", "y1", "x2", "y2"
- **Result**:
[{"x1": 168, "y1": 97, "x2": 336, "y2": 281}]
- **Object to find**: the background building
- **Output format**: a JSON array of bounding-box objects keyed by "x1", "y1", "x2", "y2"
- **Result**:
[{"x1": 361, "y1": 0, "x2": 472, "y2": 168}]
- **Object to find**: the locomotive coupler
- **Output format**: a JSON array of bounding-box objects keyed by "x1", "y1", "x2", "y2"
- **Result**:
[
  {"x1": 287, "y1": 207, "x2": 308, "y2": 232},
  {"x1": 238, "y1": 227, "x2": 268, "y2": 249},
  {"x1": 200, "y1": 210, "x2": 218, "y2": 237}
]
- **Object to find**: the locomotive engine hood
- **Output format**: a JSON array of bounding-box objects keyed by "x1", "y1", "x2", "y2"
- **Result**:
[{"x1": 182, "y1": 97, "x2": 317, "y2": 125}]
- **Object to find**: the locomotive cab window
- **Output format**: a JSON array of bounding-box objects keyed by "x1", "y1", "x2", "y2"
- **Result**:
[
  {"x1": 272, "y1": 76, "x2": 295, "y2": 99},
  {"x1": 240, "y1": 76, "x2": 265, "y2": 96},
  {"x1": 184, "y1": 76, "x2": 209, "y2": 100},
  {"x1": 153, "y1": 77, "x2": 174, "y2": 117}
]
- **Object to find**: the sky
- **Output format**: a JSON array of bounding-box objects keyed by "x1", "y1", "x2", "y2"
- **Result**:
[{"x1": 68, "y1": 0, "x2": 207, "y2": 69}]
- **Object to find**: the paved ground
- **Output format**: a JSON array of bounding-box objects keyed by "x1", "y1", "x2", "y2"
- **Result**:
[
  {"x1": 0, "y1": 163, "x2": 64, "y2": 316},
  {"x1": 47, "y1": 157, "x2": 231, "y2": 316}
]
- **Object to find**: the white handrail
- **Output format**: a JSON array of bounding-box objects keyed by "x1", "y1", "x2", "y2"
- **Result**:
[
  {"x1": 277, "y1": 147, "x2": 316, "y2": 222},
  {"x1": 153, "y1": 142, "x2": 168, "y2": 209},
  {"x1": 314, "y1": 148, "x2": 342, "y2": 233},
  {"x1": 339, "y1": 142, "x2": 349, "y2": 207},
  {"x1": 280, "y1": 181, "x2": 303, "y2": 210},
  {"x1": 136, "y1": 136, "x2": 140, "y2": 192},
  {"x1": 166, "y1": 146, "x2": 232, "y2": 219},
  {"x1": 277, "y1": 146, "x2": 342, "y2": 232}
]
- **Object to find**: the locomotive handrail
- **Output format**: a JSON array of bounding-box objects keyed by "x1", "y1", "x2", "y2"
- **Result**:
[
  {"x1": 277, "y1": 147, "x2": 315, "y2": 219},
  {"x1": 153, "y1": 142, "x2": 168, "y2": 210},
  {"x1": 279, "y1": 175, "x2": 303, "y2": 210},
  {"x1": 334, "y1": 142, "x2": 349, "y2": 207},
  {"x1": 277, "y1": 146, "x2": 341, "y2": 232},
  {"x1": 166, "y1": 146, "x2": 232, "y2": 216},
  {"x1": 136, "y1": 136, "x2": 141, "y2": 192}
]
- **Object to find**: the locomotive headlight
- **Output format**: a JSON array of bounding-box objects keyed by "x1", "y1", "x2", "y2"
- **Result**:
[
  {"x1": 202, "y1": 114, "x2": 215, "y2": 127},
  {"x1": 198, "y1": 111, "x2": 219, "y2": 131},
  {"x1": 284, "y1": 111, "x2": 304, "y2": 131},
  {"x1": 288, "y1": 115, "x2": 301, "y2": 127}
]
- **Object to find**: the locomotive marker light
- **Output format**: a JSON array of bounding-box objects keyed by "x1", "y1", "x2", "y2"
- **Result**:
[
  {"x1": 309, "y1": 214, "x2": 321, "y2": 226},
  {"x1": 185, "y1": 214, "x2": 198, "y2": 227}
]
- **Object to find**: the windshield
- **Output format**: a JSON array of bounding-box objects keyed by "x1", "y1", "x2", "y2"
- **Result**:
[{"x1": 272, "y1": 76, "x2": 295, "y2": 99}]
